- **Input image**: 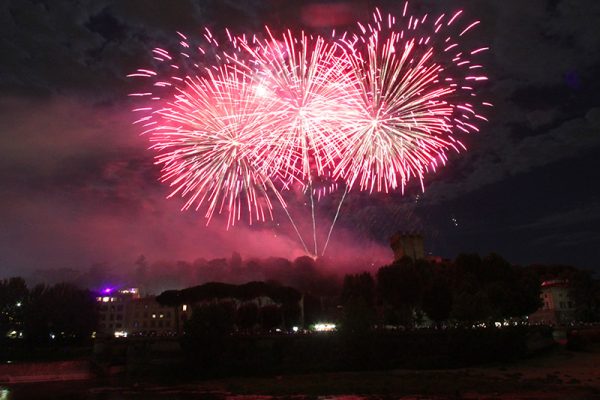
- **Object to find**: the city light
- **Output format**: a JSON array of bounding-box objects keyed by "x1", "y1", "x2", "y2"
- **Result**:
[
  {"x1": 0, "y1": 388, "x2": 10, "y2": 400},
  {"x1": 119, "y1": 288, "x2": 139, "y2": 295},
  {"x1": 313, "y1": 323, "x2": 336, "y2": 332},
  {"x1": 114, "y1": 331, "x2": 128, "y2": 338}
]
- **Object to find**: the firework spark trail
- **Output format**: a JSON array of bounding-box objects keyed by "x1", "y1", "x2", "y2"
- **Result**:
[
  {"x1": 334, "y1": 3, "x2": 490, "y2": 194},
  {"x1": 235, "y1": 29, "x2": 361, "y2": 255},
  {"x1": 321, "y1": 185, "x2": 349, "y2": 256},
  {"x1": 150, "y1": 65, "x2": 280, "y2": 228},
  {"x1": 129, "y1": 32, "x2": 292, "y2": 230},
  {"x1": 129, "y1": 3, "x2": 490, "y2": 256},
  {"x1": 237, "y1": 29, "x2": 359, "y2": 185},
  {"x1": 129, "y1": 29, "x2": 321, "y2": 252}
]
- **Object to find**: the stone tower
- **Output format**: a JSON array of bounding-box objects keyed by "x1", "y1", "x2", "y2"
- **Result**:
[{"x1": 390, "y1": 232, "x2": 424, "y2": 261}]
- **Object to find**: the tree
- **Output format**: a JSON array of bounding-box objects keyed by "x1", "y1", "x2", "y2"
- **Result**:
[
  {"x1": 260, "y1": 305, "x2": 282, "y2": 331},
  {"x1": 422, "y1": 276, "x2": 453, "y2": 327},
  {"x1": 341, "y1": 272, "x2": 375, "y2": 308},
  {"x1": 0, "y1": 277, "x2": 28, "y2": 336},
  {"x1": 21, "y1": 283, "x2": 97, "y2": 344},
  {"x1": 569, "y1": 271, "x2": 600, "y2": 322},
  {"x1": 183, "y1": 301, "x2": 236, "y2": 367},
  {"x1": 236, "y1": 302, "x2": 258, "y2": 332},
  {"x1": 377, "y1": 257, "x2": 425, "y2": 327},
  {"x1": 451, "y1": 291, "x2": 492, "y2": 325}
]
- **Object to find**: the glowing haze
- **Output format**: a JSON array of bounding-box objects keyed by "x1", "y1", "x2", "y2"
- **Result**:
[
  {"x1": 128, "y1": 2, "x2": 490, "y2": 256},
  {"x1": 2, "y1": 0, "x2": 599, "y2": 281}
]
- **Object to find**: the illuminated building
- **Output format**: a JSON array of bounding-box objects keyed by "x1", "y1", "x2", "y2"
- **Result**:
[
  {"x1": 528, "y1": 280, "x2": 576, "y2": 325},
  {"x1": 390, "y1": 232, "x2": 425, "y2": 261},
  {"x1": 96, "y1": 288, "x2": 138, "y2": 336},
  {"x1": 127, "y1": 297, "x2": 187, "y2": 336},
  {"x1": 95, "y1": 288, "x2": 190, "y2": 338}
]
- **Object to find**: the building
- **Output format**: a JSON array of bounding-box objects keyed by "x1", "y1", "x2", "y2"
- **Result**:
[
  {"x1": 390, "y1": 232, "x2": 424, "y2": 261},
  {"x1": 96, "y1": 288, "x2": 138, "y2": 336},
  {"x1": 529, "y1": 280, "x2": 576, "y2": 325},
  {"x1": 96, "y1": 288, "x2": 189, "y2": 338}
]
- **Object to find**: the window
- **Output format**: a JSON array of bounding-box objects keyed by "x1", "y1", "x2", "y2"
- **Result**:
[
  {"x1": 117, "y1": 305, "x2": 123, "y2": 311},
  {"x1": 116, "y1": 314, "x2": 123, "y2": 321}
]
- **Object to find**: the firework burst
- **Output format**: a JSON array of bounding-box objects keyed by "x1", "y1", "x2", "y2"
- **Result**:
[
  {"x1": 334, "y1": 4, "x2": 491, "y2": 193},
  {"x1": 238, "y1": 29, "x2": 358, "y2": 186},
  {"x1": 129, "y1": 4, "x2": 491, "y2": 255},
  {"x1": 129, "y1": 33, "x2": 290, "y2": 228}
]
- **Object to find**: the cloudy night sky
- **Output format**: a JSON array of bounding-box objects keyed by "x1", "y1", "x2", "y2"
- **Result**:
[{"x1": 1, "y1": 0, "x2": 599, "y2": 283}]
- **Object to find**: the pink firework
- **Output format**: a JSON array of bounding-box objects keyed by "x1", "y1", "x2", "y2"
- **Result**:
[
  {"x1": 128, "y1": 6, "x2": 491, "y2": 255},
  {"x1": 237, "y1": 29, "x2": 358, "y2": 186},
  {"x1": 334, "y1": 4, "x2": 491, "y2": 193},
  {"x1": 129, "y1": 33, "x2": 289, "y2": 228}
]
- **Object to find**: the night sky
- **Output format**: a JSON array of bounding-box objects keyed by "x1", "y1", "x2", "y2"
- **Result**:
[{"x1": 1, "y1": 0, "x2": 599, "y2": 281}]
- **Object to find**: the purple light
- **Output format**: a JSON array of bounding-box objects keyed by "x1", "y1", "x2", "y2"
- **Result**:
[{"x1": 102, "y1": 287, "x2": 114, "y2": 294}]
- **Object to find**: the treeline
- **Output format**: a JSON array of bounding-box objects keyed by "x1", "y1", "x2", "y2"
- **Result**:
[
  {"x1": 29, "y1": 253, "x2": 349, "y2": 296},
  {"x1": 158, "y1": 281, "x2": 305, "y2": 333},
  {"x1": 0, "y1": 277, "x2": 97, "y2": 346},
  {"x1": 341, "y1": 254, "x2": 542, "y2": 331}
]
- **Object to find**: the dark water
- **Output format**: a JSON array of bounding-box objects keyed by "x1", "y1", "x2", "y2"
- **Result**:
[
  {"x1": 0, "y1": 384, "x2": 433, "y2": 400},
  {"x1": 0, "y1": 384, "x2": 417, "y2": 400}
]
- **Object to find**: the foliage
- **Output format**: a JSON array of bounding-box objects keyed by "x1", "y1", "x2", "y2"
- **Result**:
[
  {"x1": 0, "y1": 277, "x2": 27, "y2": 336},
  {"x1": 236, "y1": 302, "x2": 259, "y2": 331},
  {"x1": 260, "y1": 305, "x2": 282, "y2": 331},
  {"x1": 371, "y1": 253, "x2": 545, "y2": 327},
  {"x1": 1, "y1": 278, "x2": 96, "y2": 345},
  {"x1": 183, "y1": 301, "x2": 236, "y2": 367},
  {"x1": 158, "y1": 281, "x2": 301, "y2": 308},
  {"x1": 341, "y1": 272, "x2": 375, "y2": 308}
]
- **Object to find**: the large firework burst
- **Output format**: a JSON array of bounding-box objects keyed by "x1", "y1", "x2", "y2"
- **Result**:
[
  {"x1": 334, "y1": 5, "x2": 490, "y2": 193},
  {"x1": 129, "y1": 33, "x2": 289, "y2": 228},
  {"x1": 235, "y1": 29, "x2": 359, "y2": 186},
  {"x1": 129, "y1": 3, "x2": 491, "y2": 255}
]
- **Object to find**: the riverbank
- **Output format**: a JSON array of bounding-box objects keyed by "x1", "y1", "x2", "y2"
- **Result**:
[
  {"x1": 4, "y1": 344, "x2": 600, "y2": 399},
  {"x1": 192, "y1": 343, "x2": 600, "y2": 399}
]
